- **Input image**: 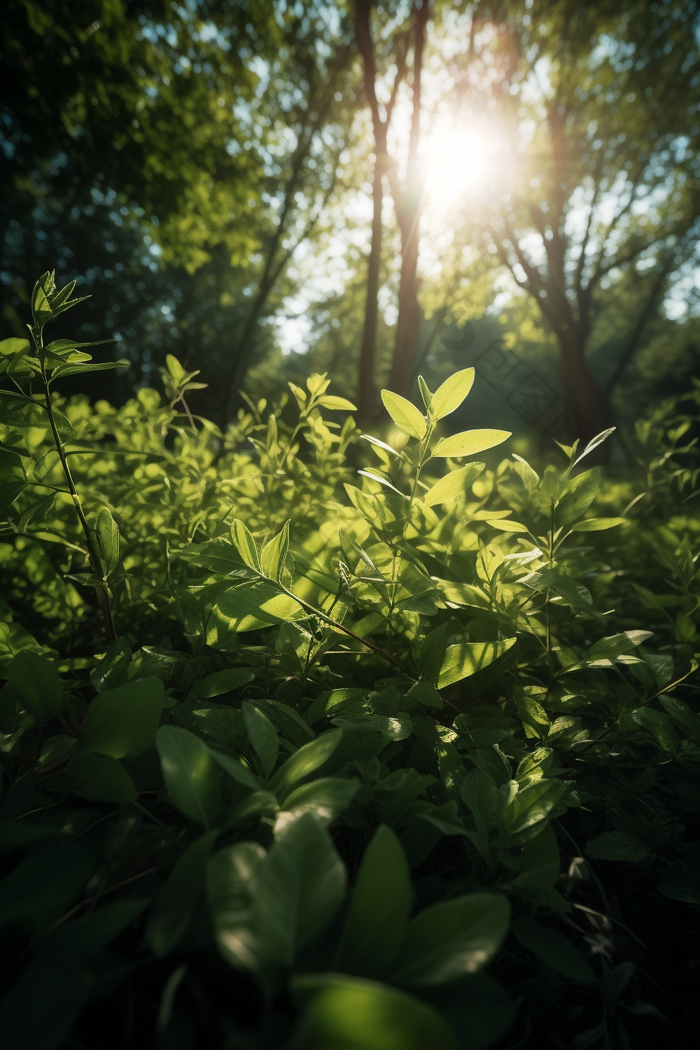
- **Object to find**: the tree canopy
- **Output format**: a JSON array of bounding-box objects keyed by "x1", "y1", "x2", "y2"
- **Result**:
[{"x1": 2, "y1": 0, "x2": 698, "y2": 443}]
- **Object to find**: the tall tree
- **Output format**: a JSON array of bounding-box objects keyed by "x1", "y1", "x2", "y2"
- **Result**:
[
  {"x1": 353, "y1": 0, "x2": 433, "y2": 413},
  {"x1": 465, "y1": 0, "x2": 700, "y2": 444}
]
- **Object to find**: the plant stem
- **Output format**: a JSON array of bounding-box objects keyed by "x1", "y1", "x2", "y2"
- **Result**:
[
  {"x1": 276, "y1": 580, "x2": 410, "y2": 677},
  {"x1": 37, "y1": 347, "x2": 117, "y2": 645}
]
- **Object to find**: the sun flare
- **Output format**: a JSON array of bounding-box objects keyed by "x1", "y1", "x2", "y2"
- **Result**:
[{"x1": 424, "y1": 125, "x2": 499, "y2": 208}]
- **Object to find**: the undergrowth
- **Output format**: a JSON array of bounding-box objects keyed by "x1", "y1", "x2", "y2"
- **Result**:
[{"x1": 0, "y1": 273, "x2": 698, "y2": 1050}]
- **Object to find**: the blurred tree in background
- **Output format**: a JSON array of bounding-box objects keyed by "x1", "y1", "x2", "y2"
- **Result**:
[{"x1": 1, "y1": 0, "x2": 698, "y2": 444}]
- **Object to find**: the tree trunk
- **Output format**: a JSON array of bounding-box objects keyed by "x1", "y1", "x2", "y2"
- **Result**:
[
  {"x1": 357, "y1": 149, "x2": 384, "y2": 423},
  {"x1": 389, "y1": 213, "x2": 421, "y2": 396},
  {"x1": 387, "y1": 0, "x2": 429, "y2": 398},
  {"x1": 557, "y1": 332, "x2": 614, "y2": 460}
]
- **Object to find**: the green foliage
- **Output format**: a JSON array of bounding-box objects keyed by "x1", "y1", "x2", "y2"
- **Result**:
[{"x1": 0, "y1": 279, "x2": 698, "y2": 1048}]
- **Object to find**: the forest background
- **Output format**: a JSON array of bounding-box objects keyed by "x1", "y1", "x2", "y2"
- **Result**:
[{"x1": 2, "y1": 0, "x2": 699, "y2": 450}]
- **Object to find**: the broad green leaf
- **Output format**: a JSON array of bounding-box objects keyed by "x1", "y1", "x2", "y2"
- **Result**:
[
  {"x1": 584, "y1": 630, "x2": 652, "y2": 663},
  {"x1": 189, "y1": 668, "x2": 254, "y2": 699},
  {"x1": 269, "y1": 728, "x2": 343, "y2": 799},
  {"x1": 191, "y1": 705, "x2": 245, "y2": 745},
  {"x1": 211, "y1": 581, "x2": 304, "y2": 633},
  {"x1": 253, "y1": 813, "x2": 346, "y2": 965},
  {"x1": 658, "y1": 694, "x2": 698, "y2": 735},
  {"x1": 585, "y1": 831, "x2": 648, "y2": 862},
  {"x1": 76, "y1": 678, "x2": 164, "y2": 759},
  {"x1": 507, "y1": 779, "x2": 567, "y2": 839},
  {"x1": 570, "y1": 517, "x2": 626, "y2": 532},
  {"x1": 631, "y1": 707, "x2": 678, "y2": 752},
  {"x1": 432, "y1": 429, "x2": 510, "y2": 458},
  {"x1": 0, "y1": 337, "x2": 30, "y2": 356},
  {"x1": 292, "y1": 974, "x2": 460, "y2": 1050},
  {"x1": 146, "y1": 830, "x2": 219, "y2": 957},
  {"x1": 231, "y1": 519, "x2": 261, "y2": 572},
  {"x1": 209, "y1": 748, "x2": 261, "y2": 790},
  {"x1": 243, "y1": 702, "x2": 279, "y2": 779},
  {"x1": 513, "y1": 918, "x2": 595, "y2": 984},
  {"x1": 460, "y1": 769, "x2": 499, "y2": 841},
  {"x1": 6, "y1": 651, "x2": 62, "y2": 726},
  {"x1": 317, "y1": 395, "x2": 357, "y2": 411},
  {"x1": 334, "y1": 825, "x2": 413, "y2": 977},
  {"x1": 485, "y1": 518, "x2": 528, "y2": 533},
  {"x1": 0, "y1": 477, "x2": 27, "y2": 515},
  {"x1": 438, "y1": 638, "x2": 517, "y2": 688},
  {"x1": 208, "y1": 841, "x2": 266, "y2": 971},
  {"x1": 392, "y1": 893, "x2": 510, "y2": 986},
  {"x1": 380, "y1": 390, "x2": 426, "y2": 439},
  {"x1": 261, "y1": 519, "x2": 290, "y2": 581},
  {"x1": 280, "y1": 777, "x2": 360, "y2": 827},
  {"x1": 51, "y1": 360, "x2": 128, "y2": 379},
  {"x1": 93, "y1": 507, "x2": 119, "y2": 576},
  {"x1": 67, "y1": 753, "x2": 137, "y2": 804},
  {"x1": 421, "y1": 463, "x2": 484, "y2": 508},
  {"x1": 429, "y1": 368, "x2": 475, "y2": 420},
  {"x1": 156, "y1": 725, "x2": 221, "y2": 828}
]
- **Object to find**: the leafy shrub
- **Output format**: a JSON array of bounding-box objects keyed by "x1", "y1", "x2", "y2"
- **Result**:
[{"x1": 0, "y1": 275, "x2": 698, "y2": 1050}]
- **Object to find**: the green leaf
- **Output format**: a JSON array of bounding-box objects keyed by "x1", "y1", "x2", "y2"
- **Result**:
[
  {"x1": 243, "y1": 702, "x2": 279, "y2": 779},
  {"x1": 334, "y1": 825, "x2": 413, "y2": 978},
  {"x1": 156, "y1": 725, "x2": 221, "y2": 828},
  {"x1": 189, "y1": 668, "x2": 254, "y2": 699},
  {"x1": 417, "y1": 375, "x2": 432, "y2": 411},
  {"x1": 146, "y1": 830, "x2": 219, "y2": 957},
  {"x1": 421, "y1": 463, "x2": 484, "y2": 508},
  {"x1": 76, "y1": 678, "x2": 164, "y2": 759},
  {"x1": 0, "y1": 478, "x2": 27, "y2": 514},
  {"x1": 429, "y1": 368, "x2": 475, "y2": 420},
  {"x1": 317, "y1": 395, "x2": 357, "y2": 411},
  {"x1": 210, "y1": 581, "x2": 304, "y2": 633},
  {"x1": 513, "y1": 917, "x2": 596, "y2": 984},
  {"x1": 208, "y1": 841, "x2": 266, "y2": 971},
  {"x1": 570, "y1": 517, "x2": 626, "y2": 532},
  {"x1": 438, "y1": 638, "x2": 517, "y2": 688},
  {"x1": 6, "y1": 651, "x2": 62, "y2": 726},
  {"x1": 261, "y1": 519, "x2": 291, "y2": 582},
  {"x1": 0, "y1": 337, "x2": 31, "y2": 357},
  {"x1": 191, "y1": 705, "x2": 245, "y2": 745},
  {"x1": 508, "y1": 779, "x2": 567, "y2": 838},
  {"x1": 585, "y1": 831, "x2": 648, "y2": 862},
  {"x1": 269, "y1": 729, "x2": 342, "y2": 799},
  {"x1": 292, "y1": 974, "x2": 460, "y2": 1050},
  {"x1": 584, "y1": 630, "x2": 652, "y2": 664},
  {"x1": 51, "y1": 360, "x2": 128, "y2": 380},
  {"x1": 460, "y1": 769, "x2": 499, "y2": 841},
  {"x1": 93, "y1": 507, "x2": 119, "y2": 577},
  {"x1": 510, "y1": 824, "x2": 563, "y2": 905},
  {"x1": 485, "y1": 518, "x2": 528, "y2": 533},
  {"x1": 432, "y1": 429, "x2": 510, "y2": 458},
  {"x1": 231, "y1": 519, "x2": 262, "y2": 572},
  {"x1": 253, "y1": 813, "x2": 346, "y2": 965},
  {"x1": 380, "y1": 390, "x2": 426, "y2": 439},
  {"x1": 67, "y1": 753, "x2": 137, "y2": 804},
  {"x1": 392, "y1": 893, "x2": 510, "y2": 986},
  {"x1": 631, "y1": 707, "x2": 678, "y2": 752},
  {"x1": 209, "y1": 748, "x2": 261, "y2": 791},
  {"x1": 280, "y1": 777, "x2": 360, "y2": 827}
]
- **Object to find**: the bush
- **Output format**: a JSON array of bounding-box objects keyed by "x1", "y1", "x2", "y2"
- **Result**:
[{"x1": 0, "y1": 274, "x2": 698, "y2": 1050}]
